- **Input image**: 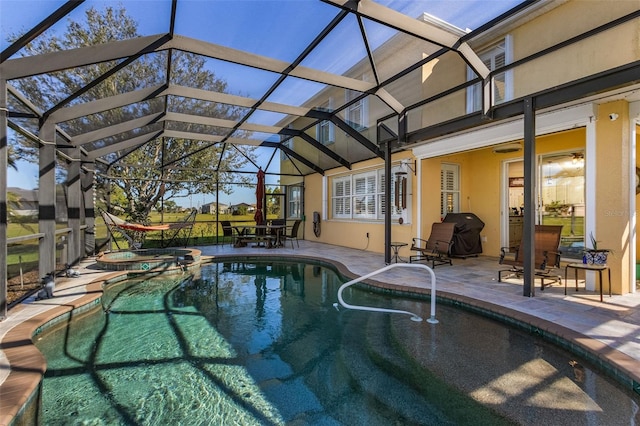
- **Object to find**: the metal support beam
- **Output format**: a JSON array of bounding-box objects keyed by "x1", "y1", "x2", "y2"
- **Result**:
[
  {"x1": 0, "y1": 1, "x2": 84, "y2": 63},
  {"x1": 263, "y1": 141, "x2": 325, "y2": 175},
  {"x1": 330, "y1": 115, "x2": 384, "y2": 158},
  {"x1": 522, "y1": 97, "x2": 536, "y2": 297},
  {"x1": 385, "y1": 112, "x2": 406, "y2": 264},
  {"x1": 39, "y1": 122, "x2": 57, "y2": 278},
  {"x1": 384, "y1": 138, "x2": 392, "y2": 265},
  {"x1": 295, "y1": 131, "x2": 351, "y2": 169},
  {"x1": 87, "y1": 130, "x2": 162, "y2": 160},
  {"x1": 82, "y1": 156, "x2": 95, "y2": 256},
  {"x1": 0, "y1": 79, "x2": 7, "y2": 319},
  {"x1": 70, "y1": 113, "x2": 164, "y2": 147},
  {"x1": 64, "y1": 146, "x2": 82, "y2": 266}
]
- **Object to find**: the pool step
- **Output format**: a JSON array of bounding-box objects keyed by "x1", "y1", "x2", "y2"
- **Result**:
[
  {"x1": 384, "y1": 311, "x2": 516, "y2": 425},
  {"x1": 340, "y1": 312, "x2": 455, "y2": 425}
]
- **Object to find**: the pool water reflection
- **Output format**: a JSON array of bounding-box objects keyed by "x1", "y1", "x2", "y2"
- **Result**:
[{"x1": 36, "y1": 260, "x2": 639, "y2": 425}]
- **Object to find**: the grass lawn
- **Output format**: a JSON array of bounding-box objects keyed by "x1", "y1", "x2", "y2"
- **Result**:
[{"x1": 541, "y1": 215, "x2": 585, "y2": 238}]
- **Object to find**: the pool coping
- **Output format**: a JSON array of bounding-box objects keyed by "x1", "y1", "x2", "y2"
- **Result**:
[{"x1": 2, "y1": 253, "x2": 639, "y2": 424}]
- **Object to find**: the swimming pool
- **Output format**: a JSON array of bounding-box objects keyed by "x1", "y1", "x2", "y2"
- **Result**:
[{"x1": 35, "y1": 260, "x2": 639, "y2": 424}]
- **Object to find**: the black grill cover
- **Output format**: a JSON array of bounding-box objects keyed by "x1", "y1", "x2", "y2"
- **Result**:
[{"x1": 443, "y1": 213, "x2": 485, "y2": 256}]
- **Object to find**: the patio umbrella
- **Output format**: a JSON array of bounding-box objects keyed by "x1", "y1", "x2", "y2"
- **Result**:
[{"x1": 254, "y1": 168, "x2": 265, "y2": 226}]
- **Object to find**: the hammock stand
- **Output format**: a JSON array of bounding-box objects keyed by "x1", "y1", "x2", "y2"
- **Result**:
[{"x1": 101, "y1": 210, "x2": 197, "y2": 249}]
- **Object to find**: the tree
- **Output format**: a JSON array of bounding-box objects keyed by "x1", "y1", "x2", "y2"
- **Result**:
[
  {"x1": 161, "y1": 200, "x2": 179, "y2": 213},
  {"x1": 11, "y1": 5, "x2": 256, "y2": 224},
  {"x1": 266, "y1": 186, "x2": 282, "y2": 216}
]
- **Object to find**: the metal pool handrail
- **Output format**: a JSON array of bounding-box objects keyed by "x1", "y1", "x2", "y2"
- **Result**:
[{"x1": 334, "y1": 263, "x2": 438, "y2": 324}]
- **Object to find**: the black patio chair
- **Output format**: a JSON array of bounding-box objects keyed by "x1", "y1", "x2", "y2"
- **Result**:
[
  {"x1": 283, "y1": 220, "x2": 302, "y2": 249},
  {"x1": 220, "y1": 220, "x2": 234, "y2": 247}
]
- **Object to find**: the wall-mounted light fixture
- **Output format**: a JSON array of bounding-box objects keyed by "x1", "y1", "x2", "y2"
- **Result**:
[{"x1": 395, "y1": 159, "x2": 416, "y2": 176}]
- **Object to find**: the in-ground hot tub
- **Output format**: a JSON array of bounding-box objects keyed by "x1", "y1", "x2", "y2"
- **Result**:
[{"x1": 96, "y1": 248, "x2": 201, "y2": 273}]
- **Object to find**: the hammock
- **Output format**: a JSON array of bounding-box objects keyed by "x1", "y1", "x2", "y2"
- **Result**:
[
  {"x1": 101, "y1": 210, "x2": 197, "y2": 249},
  {"x1": 102, "y1": 211, "x2": 171, "y2": 231}
]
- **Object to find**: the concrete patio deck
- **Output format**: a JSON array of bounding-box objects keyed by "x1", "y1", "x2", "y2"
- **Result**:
[{"x1": 2, "y1": 240, "x2": 640, "y2": 423}]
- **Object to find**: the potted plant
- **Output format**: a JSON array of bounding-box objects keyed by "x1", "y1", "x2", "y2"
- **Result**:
[{"x1": 583, "y1": 233, "x2": 611, "y2": 265}]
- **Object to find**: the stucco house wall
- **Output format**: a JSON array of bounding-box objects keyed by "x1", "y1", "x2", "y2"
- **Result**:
[{"x1": 295, "y1": 0, "x2": 639, "y2": 293}]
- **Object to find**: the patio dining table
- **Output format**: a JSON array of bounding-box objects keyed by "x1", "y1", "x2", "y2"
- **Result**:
[{"x1": 234, "y1": 224, "x2": 286, "y2": 248}]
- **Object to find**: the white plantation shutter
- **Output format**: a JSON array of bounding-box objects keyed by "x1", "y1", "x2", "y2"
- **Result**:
[
  {"x1": 441, "y1": 163, "x2": 460, "y2": 218},
  {"x1": 467, "y1": 39, "x2": 510, "y2": 112},
  {"x1": 492, "y1": 48, "x2": 506, "y2": 103},
  {"x1": 331, "y1": 166, "x2": 410, "y2": 222},
  {"x1": 353, "y1": 172, "x2": 376, "y2": 218},
  {"x1": 366, "y1": 174, "x2": 376, "y2": 216},
  {"x1": 379, "y1": 172, "x2": 386, "y2": 217},
  {"x1": 333, "y1": 177, "x2": 351, "y2": 218}
]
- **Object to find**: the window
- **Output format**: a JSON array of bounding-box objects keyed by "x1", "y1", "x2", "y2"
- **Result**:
[
  {"x1": 441, "y1": 163, "x2": 460, "y2": 218},
  {"x1": 316, "y1": 100, "x2": 334, "y2": 144},
  {"x1": 345, "y1": 89, "x2": 368, "y2": 131},
  {"x1": 280, "y1": 138, "x2": 292, "y2": 161},
  {"x1": 539, "y1": 151, "x2": 585, "y2": 259},
  {"x1": 467, "y1": 36, "x2": 513, "y2": 113},
  {"x1": 332, "y1": 176, "x2": 351, "y2": 218},
  {"x1": 332, "y1": 165, "x2": 410, "y2": 221},
  {"x1": 353, "y1": 171, "x2": 377, "y2": 219},
  {"x1": 287, "y1": 185, "x2": 302, "y2": 219}
]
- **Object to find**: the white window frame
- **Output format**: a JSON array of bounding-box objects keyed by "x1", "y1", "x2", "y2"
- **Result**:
[
  {"x1": 345, "y1": 89, "x2": 368, "y2": 131},
  {"x1": 352, "y1": 170, "x2": 378, "y2": 219},
  {"x1": 466, "y1": 35, "x2": 513, "y2": 113},
  {"x1": 316, "y1": 99, "x2": 335, "y2": 145},
  {"x1": 287, "y1": 185, "x2": 302, "y2": 219},
  {"x1": 332, "y1": 175, "x2": 352, "y2": 219},
  {"x1": 441, "y1": 163, "x2": 460, "y2": 219},
  {"x1": 280, "y1": 138, "x2": 292, "y2": 161},
  {"x1": 331, "y1": 165, "x2": 411, "y2": 222}
]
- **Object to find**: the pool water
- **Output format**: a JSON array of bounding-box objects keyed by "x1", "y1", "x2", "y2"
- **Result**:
[{"x1": 36, "y1": 260, "x2": 639, "y2": 425}]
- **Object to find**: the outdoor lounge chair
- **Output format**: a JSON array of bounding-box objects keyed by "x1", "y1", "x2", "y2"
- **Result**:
[
  {"x1": 409, "y1": 222, "x2": 455, "y2": 268},
  {"x1": 498, "y1": 224, "x2": 563, "y2": 290}
]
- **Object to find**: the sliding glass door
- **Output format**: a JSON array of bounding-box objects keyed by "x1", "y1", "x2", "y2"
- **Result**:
[
  {"x1": 504, "y1": 150, "x2": 585, "y2": 259},
  {"x1": 539, "y1": 151, "x2": 585, "y2": 259}
]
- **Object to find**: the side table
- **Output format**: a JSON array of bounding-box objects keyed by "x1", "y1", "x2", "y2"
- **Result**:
[
  {"x1": 564, "y1": 263, "x2": 611, "y2": 302},
  {"x1": 389, "y1": 242, "x2": 408, "y2": 264}
]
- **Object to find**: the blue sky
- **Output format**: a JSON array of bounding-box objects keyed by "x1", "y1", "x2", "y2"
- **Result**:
[{"x1": 2, "y1": 0, "x2": 522, "y2": 206}]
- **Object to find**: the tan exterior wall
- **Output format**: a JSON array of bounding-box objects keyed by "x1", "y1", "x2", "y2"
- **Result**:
[
  {"x1": 416, "y1": 52, "x2": 468, "y2": 130},
  {"x1": 301, "y1": 172, "x2": 322, "y2": 245},
  {"x1": 420, "y1": 129, "x2": 586, "y2": 257},
  {"x1": 511, "y1": 3, "x2": 640, "y2": 98},
  {"x1": 637, "y1": 124, "x2": 640, "y2": 266},
  {"x1": 293, "y1": 0, "x2": 638, "y2": 292},
  {"x1": 595, "y1": 101, "x2": 632, "y2": 293},
  {"x1": 302, "y1": 129, "x2": 588, "y2": 260},
  {"x1": 415, "y1": 0, "x2": 640, "y2": 128},
  {"x1": 302, "y1": 153, "x2": 417, "y2": 257}
]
